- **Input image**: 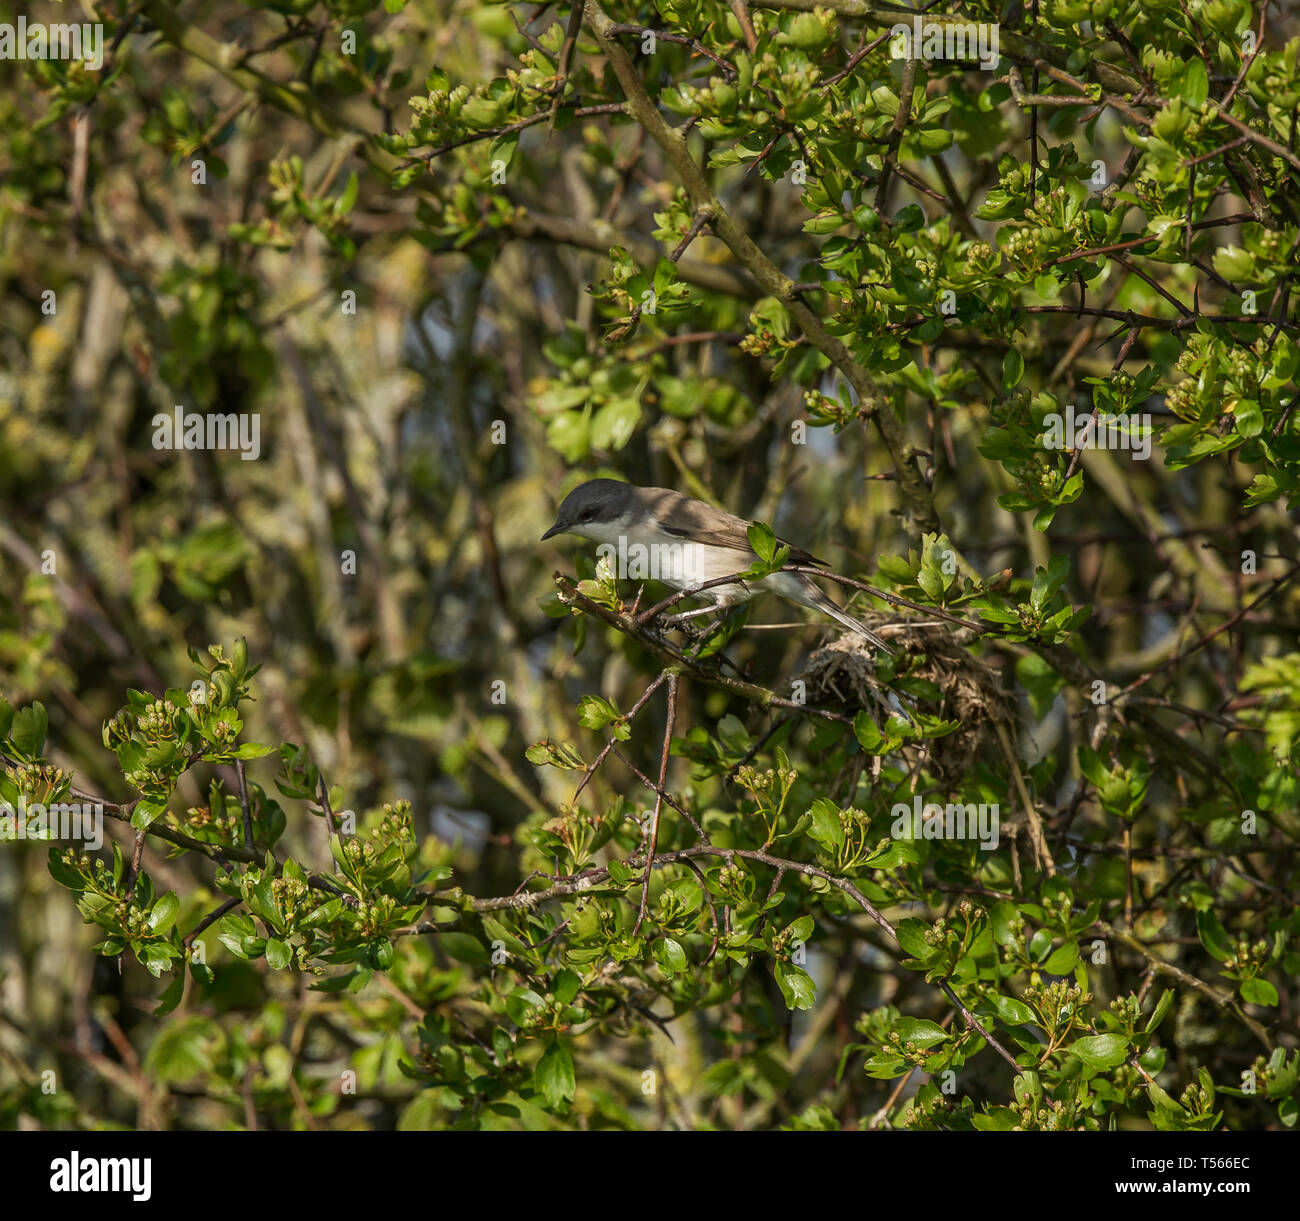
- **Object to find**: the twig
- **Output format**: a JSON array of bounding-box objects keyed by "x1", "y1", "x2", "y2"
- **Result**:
[
  {"x1": 1215, "y1": 108, "x2": 1300, "y2": 173},
  {"x1": 1095, "y1": 920, "x2": 1272, "y2": 1051},
  {"x1": 634, "y1": 674, "x2": 678, "y2": 934},
  {"x1": 993, "y1": 721, "x2": 1055, "y2": 877},
  {"x1": 183, "y1": 897, "x2": 242, "y2": 948},
  {"x1": 547, "y1": 3, "x2": 587, "y2": 134},
  {"x1": 875, "y1": 55, "x2": 917, "y2": 209},
  {"x1": 236, "y1": 758, "x2": 254, "y2": 850},
  {"x1": 727, "y1": 0, "x2": 758, "y2": 52}
]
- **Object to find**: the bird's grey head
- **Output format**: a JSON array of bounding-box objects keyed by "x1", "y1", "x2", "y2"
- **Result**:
[{"x1": 541, "y1": 479, "x2": 636, "y2": 543}]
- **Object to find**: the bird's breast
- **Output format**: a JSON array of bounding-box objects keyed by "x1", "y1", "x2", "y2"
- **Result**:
[{"x1": 591, "y1": 526, "x2": 754, "y2": 599}]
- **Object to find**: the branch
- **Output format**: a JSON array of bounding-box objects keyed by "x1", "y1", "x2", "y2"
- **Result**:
[
  {"x1": 1215, "y1": 107, "x2": 1300, "y2": 175},
  {"x1": 1095, "y1": 920, "x2": 1273, "y2": 1052},
  {"x1": 507, "y1": 211, "x2": 760, "y2": 299},
  {"x1": 555, "y1": 576, "x2": 852, "y2": 722},
  {"x1": 137, "y1": 0, "x2": 384, "y2": 170},
  {"x1": 449, "y1": 838, "x2": 1022, "y2": 1070},
  {"x1": 633, "y1": 673, "x2": 677, "y2": 934}
]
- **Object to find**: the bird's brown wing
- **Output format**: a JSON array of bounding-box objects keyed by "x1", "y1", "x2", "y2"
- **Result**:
[{"x1": 645, "y1": 487, "x2": 826, "y2": 567}]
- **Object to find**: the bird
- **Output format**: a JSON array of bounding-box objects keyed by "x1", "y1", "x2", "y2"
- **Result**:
[{"x1": 541, "y1": 478, "x2": 893, "y2": 654}]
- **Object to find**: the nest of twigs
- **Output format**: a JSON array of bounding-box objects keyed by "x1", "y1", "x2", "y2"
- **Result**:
[{"x1": 799, "y1": 620, "x2": 1012, "y2": 784}]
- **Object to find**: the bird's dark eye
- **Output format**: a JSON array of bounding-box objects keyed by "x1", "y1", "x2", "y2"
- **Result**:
[{"x1": 581, "y1": 508, "x2": 596, "y2": 520}]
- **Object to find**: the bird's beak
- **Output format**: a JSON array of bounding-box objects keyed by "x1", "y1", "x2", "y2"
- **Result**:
[{"x1": 540, "y1": 522, "x2": 563, "y2": 541}]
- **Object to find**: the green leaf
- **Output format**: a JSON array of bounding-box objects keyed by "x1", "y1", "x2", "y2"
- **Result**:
[
  {"x1": 577, "y1": 695, "x2": 625, "y2": 736},
  {"x1": 987, "y1": 993, "x2": 1036, "y2": 1026},
  {"x1": 148, "y1": 891, "x2": 180, "y2": 935},
  {"x1": 1146, "y1": 1079, "x2": 1185, "y2": 1115},
  {"x1": 439, "y1": 933, "x2": 489, "y2": 965},
  {"x1": 534, "y1": 385, "x2": 590, "y2": 416},
  {"x1": 1002, "y1": 349, "x2": 1024, "y2": 391},
  {"x1": 535, "y1": 1038, "x2": 576, "y2": 1108},
  {"x1": 299, "y1": 898, "x2": 343, "y2": 930},
  {"x1": 876, "y1": 554, "x2": 915, "y2": 584},
  {"x1": 590, "y1": 397, "x2": 640, "y2": 451},
  {"x1": 47, "y1": 846, "x2": 86, "y2": 892},
  {"x1": 229, "y1": 741, "x2": 275, "y2": 760},
  {"x1": 746, "y1": 521, "x2": 779, "y2": 564},
  {"x1": 1043, "y1": 940, "x2": 1079, "y2": 974},
  {"x1": 775, "y1": 961, "x2": 816, "y2": 1010},
  {"x1": 655, "y1": 937, "x2": 687, "y2": 975},
  {"x1": 546, "y1": 410, "x2": 589, "y2": 462},
  {"x1": 807, "y1": 797, "x2": 845, "y2": 850},
  {"x1": 788, "y1": 915, "x2": 815, "y2": 944},
  {"x1": 1233, "y1": 399, "x2": 1263, "y2": 438},
  {"x1": 894, "y1": 918, "x2": 931, "y2": 960},
  {"x1": 552, "y1": 969, "x2": 581, "y2": 1005},
  {"x1": 505, "y1": 986, "x2": 547, "y2": 1025},
  {"x1": 972, "y1": 1107, "x2": 1021, "y2": 1131},
  {"x1": 265, "y1": 938, "x2": 292, "y2": 969},
  {"x1": 870, "y1": 85, "x2": 899, "y2": 117},
  {"x1": 893, "y1": 1017, "x2": 949, "y2": 1048},
  {"x1": 337, "y1": 171, "x2": 359, "y2": 215},
  {"x1": 153, "y1": 973, "x2": 185, "y2": 1017},
  {"x1": 852, "y1": 711, "x2": 886, "y2": 755},
  {"x1": 1180, "y1": 59, "x2": 1208, "y2": 107},
  {"x1": 1212, "y1": 245, "x2": 1254, "y2": 281},
  {"x1": 131, "y1": 798, "x2": 169, "y2": 830},
  {"x1": 9, "y1": 702, "x2": 48, "y2": 758},
  {"x1": 1070, "y1": 1033, "x2": 1129, "y2": 1069},
  {"x1": 145, "y1": 1018, "x2": 212, "y2": 1083},
  {"x1": 1196, "y1": 911, "x2": 1233, "y2": 962},
  {"x1": 716, "y1": 715, "x2": 752, "y2": 755},
  {"x1": 1033, "y1": 273, "x2": 1060, "y2": 301},
  {"x1": 1145, "y1": 989, "x2": 1173, "y2": 1034},
  {"x1": 1240, "y1": 977, "x2": 1279, "y2": 1007}
]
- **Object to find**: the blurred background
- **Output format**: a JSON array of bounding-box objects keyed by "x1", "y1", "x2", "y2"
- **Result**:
[{"x1": 2, "y1": 0, "x2": 1298, "y2": 1129}]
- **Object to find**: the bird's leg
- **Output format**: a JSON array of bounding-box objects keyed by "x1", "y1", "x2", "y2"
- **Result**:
[
  {"x1": 660, "y1": 605, "x2": 719, "y2": 627},
  {"x1": 645, "y1": 605, "x2": 708, "y2": 645},
  {"x1": 683, "y1": 601, "x2": 751, "y2": 660}
]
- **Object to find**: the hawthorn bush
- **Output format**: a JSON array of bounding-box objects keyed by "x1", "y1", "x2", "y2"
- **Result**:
[{"x1": 1, "y1": 0, "x2": 1298, "y2": 1131}]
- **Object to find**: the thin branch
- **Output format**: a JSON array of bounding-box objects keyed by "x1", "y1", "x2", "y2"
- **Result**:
[
  {"x1": 1215, "y1": 107, "x2": 1300, "y2": 173},
  {"x1": 235, "y1": 759, "x2": 254, "y2": 851},
  {"x1": 547, "y1": 3, "x2": 588, "y2": 134},
  {"x1": 633, "y1": 673, "x2": 677, "y2": 934},
  {"x1": 1096, "y1": 920, "x2": 1272, "y2": 1051},
  {"x1": 183, "y1": 897, "x2": 242, "y2": 948}
]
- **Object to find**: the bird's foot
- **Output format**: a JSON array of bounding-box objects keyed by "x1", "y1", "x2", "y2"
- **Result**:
[{"x1": 660, "y1": 606, "x2": 720, "y2": 628}]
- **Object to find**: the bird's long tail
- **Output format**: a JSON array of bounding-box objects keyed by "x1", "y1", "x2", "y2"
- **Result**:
[
  {"x1": 797, "y1": 586, "x2": 894, "y2": 656},
  {"x1": 816, "y1": 599, "x2": 895, "y2": 655}
]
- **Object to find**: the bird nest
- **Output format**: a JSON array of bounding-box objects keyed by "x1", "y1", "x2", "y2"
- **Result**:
[{"x1": 798, "y1": 622, "x2": 1012, "y2": 783}]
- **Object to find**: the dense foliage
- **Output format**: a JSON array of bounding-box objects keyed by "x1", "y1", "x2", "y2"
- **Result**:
[{"x1": 1, "y1": 0, "x2": 1298, "y2": 1130}]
